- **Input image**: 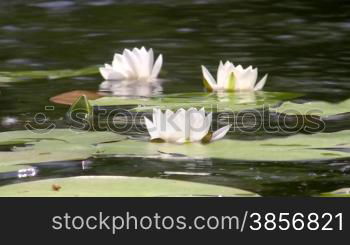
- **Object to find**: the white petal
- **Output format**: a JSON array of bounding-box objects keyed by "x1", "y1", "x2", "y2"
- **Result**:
[
  {"x1": 173, "y1": 108, "x2": 187, "y2": 140},
  {"x1": 144, "y1": 116, "x2": 159, "y2": 139},
  {"x1": 235, "y1": 65, "x2": 244, "y2": 72},
  {"x1": 124, "y1": 49, "x2": 140, "y2": 78},
  {"x1": 99, "y1": 67, "x2": 110, "y2": 80},
  {"x1": 224, "y1": 60, "x2": 232, "y2": 67},
  {"x1": 151, "y1": 54, "x2": 163, "y2": 79},
  {"x1": 99, "y1": 67, "x2": 125, "y2": 80},
  {"x1": 163, "y1": 108, "x2": 185, "y2": 143},
  {"x1": 105, "y1": 63, "x2": 113, "y2": 69},
  {"x1": 217, "y1": 61, "x2": 233, "y2": 89},
  {"x1": 112, "y1": 54, "x2": 132, "y2": 78},
  {"x1": 175, "y1": 137, "x2": 187, "y2": 144},
  {"x1": 206, "y1": 112, "x2": 212, "y2": 125},
  {"x1": 211, "y1": 124, "x2": 232, "y2": 142},
  {"x1": 189, "y1": 108, "x2": 209, "y2": 142},
  {"x1": 133, "y1": 48, "x2": 145, "y2": 76},
  {"x1": 199, "y1": 107, "x2": 205, "y2": 119},
  {"x1": 254, "y1": 74, "x2": 268, "y2": 91},
  {"x1": 201, "y1": 65, "x2": 217, "y2": 90},
  {"x1": 147, "y1": 48, "x2": 154, "y2": 76},
  {"x1": 235, "y1": 68, "x2": 257, "y2": 91},
  {"x1": 217, "y1": 61, "x2": 225, "y2": 88}
]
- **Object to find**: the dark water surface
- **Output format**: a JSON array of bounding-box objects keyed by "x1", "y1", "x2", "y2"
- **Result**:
[{"x1": 1, "y1": 0, "x2": 350, "y2": 196}]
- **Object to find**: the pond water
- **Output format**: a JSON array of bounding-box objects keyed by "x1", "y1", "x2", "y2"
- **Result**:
[{"x1": 0, "y1": 0, "x2": 350, "y2": 196}]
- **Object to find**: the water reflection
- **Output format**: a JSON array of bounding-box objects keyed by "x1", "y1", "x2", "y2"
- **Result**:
[
  {"x1": 17, "y1": 167, "x2": 37, "y2": 179},
  {"x1": 99, "y1": 79, "x2": 163, "y2": 97},
  {"x1": 216, "y1": 91, "x2": 257, "y2": 104}
]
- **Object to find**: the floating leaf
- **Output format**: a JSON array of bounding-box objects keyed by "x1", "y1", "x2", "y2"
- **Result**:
[
  {"x1": 319, "y1": 188, "x2": 350, "y2": 197},
  {"x1": 90, "y1": 91, "x2": 301, "y2": 112},
  {"x1": 0, "y1": 129, "x2": 126, "y2": 170},
  {"x1": 0, "y1": 66, "x2": 98, "y2": 83},
  {"x1": 0, "y1": 176, "x2": 258, "y2": 197},
  {"x1": 50, "y1": 90, "x2": 102, "y2": 105},
  {"x1": 274, "y1": 99, "x2": 350, "y2": 117},
  {"x1": 0, "y1": 165, "x2": 33, "y2": 174},
  {"x1": 3, "y1": 128, "x2": 350, "y2": 174},
  {"x1": 96, "y1": 130, "x2": 350, "y2": 162}
]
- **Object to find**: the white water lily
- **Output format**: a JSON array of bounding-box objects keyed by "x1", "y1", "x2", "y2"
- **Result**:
[
  {"x1": 201, "y1": 61, "x2": 268, "y2": 92},
  {"x1": 99, "y1": 47, "x2": 163, "y2": 82},
  {"x1": 144, "y1": 108, "x2": 231, "y2": 144}
]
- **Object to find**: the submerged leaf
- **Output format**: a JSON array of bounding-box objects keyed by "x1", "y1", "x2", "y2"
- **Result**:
[
  {"x1": 0, "y1": 66, "x2": 99, "y2": 83},
  {"x1": 274, "y1": 99, "x2": 350, "y2": 117}
]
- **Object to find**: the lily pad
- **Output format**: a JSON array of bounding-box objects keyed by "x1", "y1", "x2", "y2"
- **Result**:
[
  {"x1": 274, "y1": 99, "x2": 350, "y2": 117},
  {"x1": 0, "y1": 66, "x2": 98, "y2": 83},
  {"x1": 0, "y1": 164, "x2": 34, "y2": 174},
  {"x1": 319, "y1": 188, "x2": 350, "y2": 197},
  {"x1": 96, "y1": 130, "x2": 350, "y2": 162},
  {"x1": 50, "y1": 90, "x2": 102, "y2": 105},
  {"x1": 0, "y1": 129, "x2": 126, "y2": 171},
  {"x1": 90, "y1": 91, "x2": 301, "y2": 113},
  {"x1": 0, "y1": 176, "x2": 258, "y2": 197},
  {"x1": 3, "y1": 128, "x2": 350, "y2": 173}
]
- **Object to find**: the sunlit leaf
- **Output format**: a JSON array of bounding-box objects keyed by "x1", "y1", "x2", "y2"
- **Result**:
[
  {"x1": 319, "y1": 188, "x2": 350, "y2": 197},
  {"x1": 96, "y1": 130, "x2": 350, "y2": 162},
  {"x1": 0, "y1": 176, "x2": 258, "y2": 197},
  {"x1": 0, "y1": 129, "x2": 125, "y2": 170}
]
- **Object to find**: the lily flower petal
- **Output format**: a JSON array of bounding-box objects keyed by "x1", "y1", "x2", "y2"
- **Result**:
[
  {"x1": 201, "y1": 65, "x2": 217, "y2": 91},
  {"x1": 201, "y1": 61, "x2": 268, "y2": 92},
  {"x1": 211, "y1": 124, "x2": 232, "y2": 142},
  {"x1": 254, "y1": 74, "x2": 268, "y2": 91},
  {"x1": 144, "y1": 116, "x2": 159, "y2": 139},
  {"x1": 151, "y1": 54, "x2": 163, "y2": 80},
  {"x1": 99, "y1": 66, "x2": 125, "y2": 80},
  {"x1": 145, "y1": 47, "x2": 153, "y2": 76},
  {"x1": 100, "y1": 47, "x2": 163, "y2": 81},
  {"x1": 188, "y1": 108, "x2": 210, "y2": 142},
  {"x1": 145, "y1": 108, "x2": 227, "y2": 144}
]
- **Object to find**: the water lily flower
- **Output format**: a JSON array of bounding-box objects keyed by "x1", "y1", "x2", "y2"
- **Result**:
[
  {"x1": 201, "y1": 61, "x2": 268, "y2": 92},
  {"x1": 144, "y1": 108, "x2": 231, "y2": 144},
  {"x1": 99, "y1": 47, "x2": 163, "y2": 82}
]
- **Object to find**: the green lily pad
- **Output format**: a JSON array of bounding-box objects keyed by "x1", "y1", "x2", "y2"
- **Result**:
[
  {"x1": 0, "y1": 128, "x2": 124, "y2": 145},
  {"x1": 319, "y1": 188, "x2": 350, "y2": 197},
  {"x1": 90, "y1": 91, "x2": 301, "y2": 112},
  {"x1": 273, "y1": 99, "x2": 350, "y2": 117},
  {"x1": 0, "y1": 176, "x2": 258, "y2": 197},
  {"x1": 0, "y1": 164, "x2": 34, "y2": 174},
  {"x1": 3, "y1": 128, "x2": 350, "y2": 174},
  {"x1": 0, "y1": 129, "x2": 126, "y2": 172},
  {"x1": 0, "y1": 66, "x2": 98, "y2": 83},
  {"x1": 96, "y1": 130, "x2": 350, "y2": 162}
]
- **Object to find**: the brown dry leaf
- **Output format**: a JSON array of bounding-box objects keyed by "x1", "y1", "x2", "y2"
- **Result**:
[
  {"x1": 50, "y1": 90, "x2": 102, "y2": 105},
  {"x1": 52, "y1": 184, "x2": 62, "y2": 191}
]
